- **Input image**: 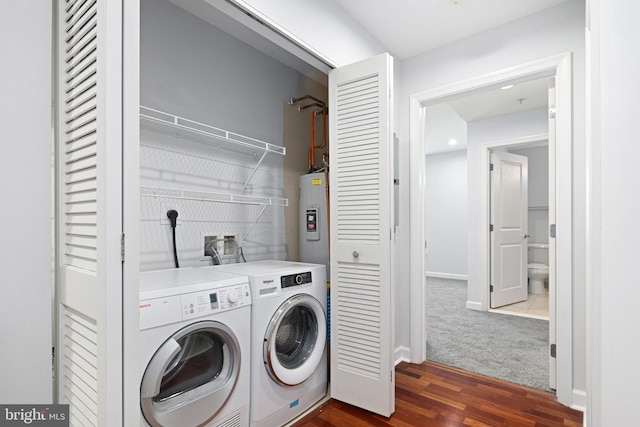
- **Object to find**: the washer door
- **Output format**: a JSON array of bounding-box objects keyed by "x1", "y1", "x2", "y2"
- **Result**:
[
  {"x1": 141, "y1": 321, "x2": 240, "y2": 427},
  {"x1": 263, "y1": 294, "x2": 326, "y2": 386}
]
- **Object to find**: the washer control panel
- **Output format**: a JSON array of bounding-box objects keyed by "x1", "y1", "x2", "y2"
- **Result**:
[
  {"x1": 180, "y1": 283, "x2": 250, "y2": 320},
  {"x1": 281, "y1": 271, "x2": 312, "y2": 289}
]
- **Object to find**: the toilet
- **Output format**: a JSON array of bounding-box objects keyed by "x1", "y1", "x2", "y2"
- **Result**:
[{"x1": 527, "y1": 243, "x2": 549, "y2": 294}]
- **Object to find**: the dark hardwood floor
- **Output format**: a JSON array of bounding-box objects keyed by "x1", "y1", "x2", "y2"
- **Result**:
[{"x1": 292, "y1": 361, "x2": 583, "y2": 427}]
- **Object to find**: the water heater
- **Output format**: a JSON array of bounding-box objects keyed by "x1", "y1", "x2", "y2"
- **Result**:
[{"x1": 299, "y1": 172, "x2": 329, "y2": 277}]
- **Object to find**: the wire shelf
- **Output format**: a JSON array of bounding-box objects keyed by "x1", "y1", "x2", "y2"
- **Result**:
[
  {"x1": 140, "y1": 186, "x2": 288, "y2": 207},
  {"x1": 140, "y1": 106, "x2": 286, "y2": 157}
]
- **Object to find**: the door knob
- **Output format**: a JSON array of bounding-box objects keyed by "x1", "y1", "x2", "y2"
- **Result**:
[
  {"x1": 524, "y1": 234, "x2": 531, "y2": 239},
  {"x1": 352, "y1": 251, "x2": 359, "y2": 258}
]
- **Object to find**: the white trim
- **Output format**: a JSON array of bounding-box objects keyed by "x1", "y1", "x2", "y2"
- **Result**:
[
  {"x1": 409, "y1": 97, "x2": 427, "y2": 364},
  {"x1": 409, "y1": 52, "x2": 573, "y2": 406},
  {"x1": 122, "y1": 0, "x2": 141, "y2": 425},
  {"x1": 426, "y1": 272, "x2": 468, "y2": 281},
  {"x1": 572, "y1": 389, "x2": 587, "y2": 413},
  {"x1": 465, "y1": 301, "x2": 482, "y2": 311},
  {"x1": 585, "y1": 5, "x2": 602, "y2": 425},
  {"x1": 394, "y1": 346, "x2": 411, "y2": 365},
  {"x1": 228, "y1": 0, "x2": 338, "y2": 70}
]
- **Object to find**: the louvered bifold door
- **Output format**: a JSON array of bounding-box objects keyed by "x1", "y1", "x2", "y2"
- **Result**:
[
  {"x1": 329, "y1": 53, "x2": 395, "y2": 417},
  {"x1": 56, "y1": 0, "x2": 124, "y2": 425}
]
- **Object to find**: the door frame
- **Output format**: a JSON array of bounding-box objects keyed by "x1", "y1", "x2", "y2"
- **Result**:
[{"x1": 409, "y1": 52, "x2": 573, "y2": 405}]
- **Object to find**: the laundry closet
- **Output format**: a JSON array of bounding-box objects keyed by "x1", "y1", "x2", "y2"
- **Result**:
[{"x1": 139, "y1": 0, "x2": 328, "y2": 271}]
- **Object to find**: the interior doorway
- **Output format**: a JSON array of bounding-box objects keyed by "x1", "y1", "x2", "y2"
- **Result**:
[
  {"x1": 489, "y1": 141, "x2": 551, "y2": 319},
  {"x1": 409, "y1": 53, "x2": 573, "y2": 404}
]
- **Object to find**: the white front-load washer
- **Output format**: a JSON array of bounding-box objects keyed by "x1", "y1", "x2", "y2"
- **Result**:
[
  {"x1": 139, "y1": 268, "x2": 251, "y2": 427},
  {"x1": 211, "y1": 261, "x2": 327, "y2": 427}
]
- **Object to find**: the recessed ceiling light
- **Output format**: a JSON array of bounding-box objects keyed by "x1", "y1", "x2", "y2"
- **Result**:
[
  {"x1": 448, "y1": 139, "x2": 458, "y2": 146},
  {"x1": 501, "y1": 84, "x2": 514, "y2": 90}
]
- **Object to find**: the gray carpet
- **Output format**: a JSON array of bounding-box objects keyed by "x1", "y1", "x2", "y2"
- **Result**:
[{"x1": 426, "y1": 277, "x2": 551, "y2": 392}]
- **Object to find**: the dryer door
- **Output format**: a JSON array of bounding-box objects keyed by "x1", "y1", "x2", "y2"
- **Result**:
[
  {"x1": 141, "y1": 321, "x2": 240, "y2": 427},
  {"x1": 263, "y1": 294, "x2": 326, "y2": 386}
]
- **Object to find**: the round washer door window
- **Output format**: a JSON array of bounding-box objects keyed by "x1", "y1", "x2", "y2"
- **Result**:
[
  {"x1": 263, "y1": 294, "x2": 326, "y2": 386},
  {"x1": 140, "y1": 321, "x2": 240, "y2": 427}
]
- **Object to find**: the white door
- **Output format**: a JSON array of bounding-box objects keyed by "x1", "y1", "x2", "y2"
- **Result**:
[
  {"x1": 490, "y1": 151, "x2": 528, "y2": 308},
  {"x1": 329, "y1": 53, "x2": 395, "y2": 417},
  {"x1": 56, "y1": 1, "x2": 131, "y2": 424}
]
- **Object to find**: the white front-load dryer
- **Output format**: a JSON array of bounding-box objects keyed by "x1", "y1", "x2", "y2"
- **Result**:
[
  {"x1": 211, "y1": 261, "x2": 327, "y2": 427},
  {"x1": 139, "y1": 268, "x2": 251, "y2": 427}
]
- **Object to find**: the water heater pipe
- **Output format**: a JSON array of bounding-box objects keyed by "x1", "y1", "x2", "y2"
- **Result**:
[{"x1": 309, "y1": 110, "x2": 316, "y2": 170}]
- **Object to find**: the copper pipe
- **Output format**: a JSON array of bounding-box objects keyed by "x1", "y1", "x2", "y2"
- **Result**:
[
  {"x1": 299, "y1": 102, "x2": 324, "y2": 112},
  {"x1": 309, "y1": 110, "x2": 316, "y2": 170},
  {"x1": 314, "y1": 107, "x2": 327, "y2": 150}
]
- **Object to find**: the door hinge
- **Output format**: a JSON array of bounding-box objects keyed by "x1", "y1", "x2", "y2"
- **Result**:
[
  {"x1": 550, "y1": 224, "x2": 556, "y2": 238},
  {"x1": 549, "y1": 106, "x2": 557, "y2": 119},
  {"x1": 550, "y1": 343, "x2": 557, "y2": 358},
  {"x1": 121, "y1": 233, "x2": 125, "y2": 262},
  {"x1": 490, "y1": 224, "x2": 494, "y2": 232},
  {"x1": 490, "y1": 163, "x2": 494, "y2": 171},
  {"x1": 490, "y1": 285, "x2": 494, "y2": 292}
]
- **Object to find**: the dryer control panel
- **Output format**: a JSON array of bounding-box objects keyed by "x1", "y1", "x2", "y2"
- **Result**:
[{"x1": 181, "y1": 283, "x2": 251, "y2": 320}]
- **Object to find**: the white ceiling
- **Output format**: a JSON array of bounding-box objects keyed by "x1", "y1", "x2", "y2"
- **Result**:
[
  {"x1": 425, "y1": 76, "x2": 552, "y2": 155},
  {"x1": 329, "y1": 0, "x2": 564, "y2": 156},
  {"x1": 333, "y1": 0, "x2": 573, "y2": 60}
]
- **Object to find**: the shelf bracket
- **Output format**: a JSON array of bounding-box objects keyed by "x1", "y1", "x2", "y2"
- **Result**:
[
  {"x1": 242, "y1": 204, "x2": 269, "y2": 242},
  {"x1": 242, "y1": 150, "x2": 268, "y2": 193}
]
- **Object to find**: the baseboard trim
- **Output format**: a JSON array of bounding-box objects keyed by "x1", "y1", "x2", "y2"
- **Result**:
[
  {"x1": 571, "y1": 389, "x2": 586, "y2": 412},
  {"x1": 426, "y1": 272, "x2": 468, "y2": 281},
  {"x1": 394, "y1": 346, "x2": 411, "y2": 365},
  {"x1": 466, "y1": 300, "x2": 482, "y2": 311}
]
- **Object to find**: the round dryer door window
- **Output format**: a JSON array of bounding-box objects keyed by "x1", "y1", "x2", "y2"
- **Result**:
[
  {"x1": 263, "y1": 294, "x2": 326, "y2": 386},
  {"x1": 140, "y1": 321, "x2": 240, "y2": 427}
]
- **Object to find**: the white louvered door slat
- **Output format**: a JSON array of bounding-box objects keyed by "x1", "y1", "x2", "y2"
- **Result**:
[
  {"x1": 329, "y1": 53, "x2": 395, "y2": 417},
  {"x1": 57, "y1": 0, "x2": 124, "y2": 425}
]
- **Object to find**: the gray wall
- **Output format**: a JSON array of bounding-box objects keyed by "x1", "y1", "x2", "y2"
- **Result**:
[
  {"x1": 425, "y1": 151, "x2": 468, "y2": 278},
  {"x1": 424, "y1": 143, "x2": 549, "y2": 279},
  {"x1": 140, "y1": 0, "x2": 317, "y2": 269}
]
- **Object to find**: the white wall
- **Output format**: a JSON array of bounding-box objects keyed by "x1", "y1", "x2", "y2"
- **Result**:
[
  {"x1": 588, "y1": 0, "x2": 640, "y2": 424},
  {"x1": 140, "y1": 0, "x2": 313, "y2": 269},
  {"x1": 425, "y1": 151, "x2": 468, "y2": 278},
  {"x1": 0, "y1": 1, "x2": 52, "y2": 403},
  {"x1": 398, "y1": 0, "x2": 586, "y2": 392}
]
